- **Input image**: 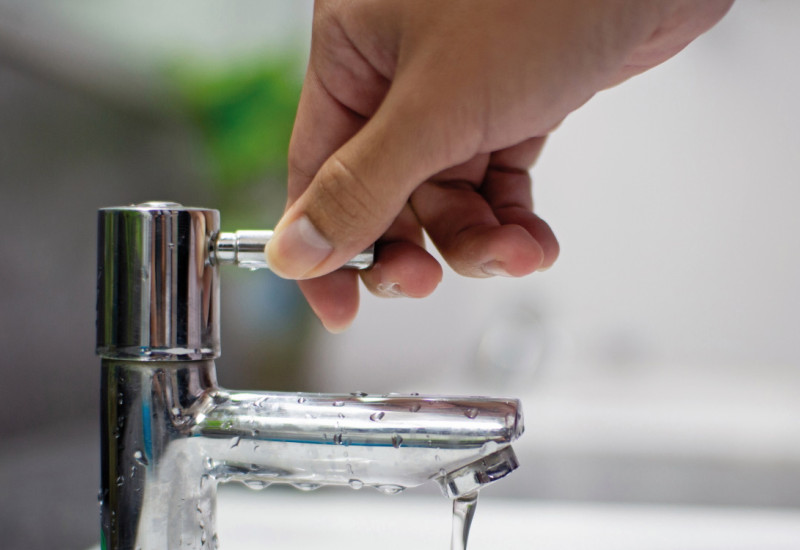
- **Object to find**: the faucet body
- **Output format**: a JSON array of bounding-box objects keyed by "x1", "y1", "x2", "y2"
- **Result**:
[{"x1": 97, "y1": 203, "x2": 523, "y2": 550}]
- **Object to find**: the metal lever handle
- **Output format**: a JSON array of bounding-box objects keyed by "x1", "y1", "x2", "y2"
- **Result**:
[{"x1": 214, "y1": 230, "x2": 374, "y2": 271}]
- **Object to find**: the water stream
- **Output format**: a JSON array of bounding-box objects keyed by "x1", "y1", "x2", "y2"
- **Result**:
[{"x1": 451, "y1": 492, "x2": 479, "y2": 550}]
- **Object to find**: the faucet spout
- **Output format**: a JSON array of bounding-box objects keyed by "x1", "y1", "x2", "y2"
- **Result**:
[
  {"x1": 100, "y1": 359, "x2": 523, "y2": 549},
  {"x1": 195, "y1": 389, "x2": 523, "y2": 495}
]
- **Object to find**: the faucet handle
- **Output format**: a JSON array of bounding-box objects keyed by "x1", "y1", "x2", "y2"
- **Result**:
[{"x1": 214, "y1": 230, "x2": 374, "y2": 271}]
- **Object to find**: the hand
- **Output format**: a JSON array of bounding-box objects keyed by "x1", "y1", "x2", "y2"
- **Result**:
[{"x1": 266, "y1": 0, "x2": 732, "y2": 332}]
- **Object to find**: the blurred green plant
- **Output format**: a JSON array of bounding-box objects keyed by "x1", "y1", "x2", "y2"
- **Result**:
[
  {"x1": 166, "y1": 54, "x2": 315, "y2": 391},
  {"x1": 168, "y1": 54, "x2": 302, "y2": 189}
]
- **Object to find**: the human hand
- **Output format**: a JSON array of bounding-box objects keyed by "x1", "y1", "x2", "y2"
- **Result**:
[{"x1": 266, "y1": 0, "x2": 733, "y2": 332}]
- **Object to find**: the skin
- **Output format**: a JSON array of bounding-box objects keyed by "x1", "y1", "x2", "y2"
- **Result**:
[{"x1": 265, "y1": 0, "x2": 734, "y2": 332}]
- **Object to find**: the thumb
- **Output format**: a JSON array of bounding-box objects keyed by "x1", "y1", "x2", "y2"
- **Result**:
[{"x1": 266, "y1": 87, "x2": 475, "y2": 280}]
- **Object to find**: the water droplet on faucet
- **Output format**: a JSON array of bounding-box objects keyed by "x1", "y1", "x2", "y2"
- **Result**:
[
  {"x1": 348, "y1": 479, "x2": 364, "y2": 490},
  {"x1": 297, "y1": 396, "x2": 307, "y2": 404},
  {"x1": 375, "y1": 484, "x2": 405, "y2": 495},
  {"x1": 350, "y1": 391, "x2": 368, "y2": 397},
  {"x1": 213, "y1": 393, "x2": 230, "y2": 405},
  {"x1": 409, "y1": 403, "x2": 421, "y2": 412},
  {"x1": 370, "y1": 411, "x2": 385, "y2": 421},
  {"x1": 133, "y1": 450, "x2": 149, "y2": 466},
  {"x1": 243, "y1": 480, "x2": 270, "y2": 490},
  {"x1": 464, "y1": 408, "x2": 479, "y2": 419},
  {"x1": 391, "y1": 434, "x2": 403, "y2": 448},
  {"x1": 292, "y1": 482, "x2": 321, "y2": 492},
  {"x1": 332, "y1": 401, "x2": 345, "y2": 407},
  {"x1": 230, "y1": 436, "x2": 241, "y2": 448},
  {"x1": 333, "y1": 433, "x2": 343, "y2": 445}
]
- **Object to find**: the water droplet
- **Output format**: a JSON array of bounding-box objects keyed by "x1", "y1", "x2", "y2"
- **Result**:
[
  {"x1": 204, "y1": 457, "x2": 214, "y2": 470},
  {"x1": 297, "y1": 396, "x2": 307, "y2": 404},
  {"x1": 410, "y1": 392, "x2": 420, "y2": 397},
  {"x1": 435, "y1": 454, "x2": 442, "y2": 462},
  {"x1": 439, "y1": 468, "x2": 448, "y2": 478},
  {"x1": 370, "y1": 411, "x2": 385, "y2": 422},
  {"x1": 116, "y1": 476, "x2": 124, "y2": 487},
  {"x1": 338, "y1": 412, "x2": 345, "y2": 419},
  {"x1": 253, "y1": 396, "x2": 269, "y2": 408},
  {"x1": 391, "y1": 434, "x2": 403, "y2": 448},
  {"x1": 348, "y1": 479, "x2": 364, "y2": 490},
  {"x1": 350, "y1": 391, "x2": 368, "y2": 397},
  {"x1": 464, "y1": 408, "x2": 479, "y2": 419},
  {"x1": 133, "y1": 450, "x2": 149, "y2": 466},
  {"x1": 130, "y1": 466, "x2": 136, "y2": 479},
  {"x1": 481, "y1": 440, "x2": 499, "y2": 454},
  {"x1": 292, "y1": 482, "x2": 321, "y2": 492},
  {"x1": 332, "y1": 401, "x2": 345, "y2": 407},
  {"x1": 222, "y1": 420, "x2": 233, "y2": 429},
  {"x1": 333, "y1": 433, "x2": 343, "y2": 445},
  {"x1": 243, "y1": 480, "x2": 270, "y2": 490},
  {"x1": 230, "y1": 436, "x2": 241, "y2": 448},
  {"x1": 409, "y1": 403, "x2": 421, "y2": 413},
  {"x1": 376, "y1": 484, "x2": 405, "y2": 495},
  {"x1": 213, "y1": 393, "x2": 230, "y2": 405}
]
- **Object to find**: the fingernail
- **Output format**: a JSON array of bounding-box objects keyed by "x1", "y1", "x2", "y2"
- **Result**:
[
  {"x1": 481, "y1": 260, "x2": 512, "y2": 277},
  {"x1": 376, "y1": 282, "x2": 407, "y2": 298},
  {"x1": 266, "y1": 215, "x2": 333, "y2": 278}
]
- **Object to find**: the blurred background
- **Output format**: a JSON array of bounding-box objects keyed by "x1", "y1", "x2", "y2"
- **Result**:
[{"x1": 0, "y1": 2, "x2": 798, "y2": 549}]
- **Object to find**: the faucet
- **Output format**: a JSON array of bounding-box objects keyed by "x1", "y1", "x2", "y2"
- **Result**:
[{"x1": 97, "y1": 202, "x2": 524, "y2": 549}]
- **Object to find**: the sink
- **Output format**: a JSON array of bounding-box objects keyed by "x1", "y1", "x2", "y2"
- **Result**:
[{"x1": 90, "y1": 485, "x2": 800, "y2": 549}]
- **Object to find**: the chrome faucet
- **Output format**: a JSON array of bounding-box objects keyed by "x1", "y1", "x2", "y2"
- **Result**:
[{"x1": 97, "y1": 202, "x2": 523, "y2": 550}]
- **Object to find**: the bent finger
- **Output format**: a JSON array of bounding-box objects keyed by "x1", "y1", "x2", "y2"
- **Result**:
[{"x1": 360, "y1": 204, "x2": 442, "y2": 298}]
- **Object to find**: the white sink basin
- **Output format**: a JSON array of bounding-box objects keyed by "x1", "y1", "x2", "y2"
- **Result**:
[
  {"x1": 119, "y1": 486, "x2": 798, "y2": 550},
  {"x1": 89, "y1": 486, "x2": 800, "y2": 549}
]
